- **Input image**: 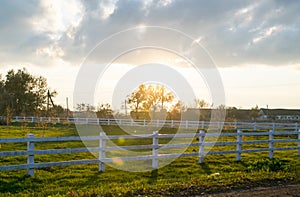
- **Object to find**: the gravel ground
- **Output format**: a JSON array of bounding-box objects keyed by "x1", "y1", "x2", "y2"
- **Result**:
[{"x1": 201, "y1": 183, "x2": 300, "y2": 197}]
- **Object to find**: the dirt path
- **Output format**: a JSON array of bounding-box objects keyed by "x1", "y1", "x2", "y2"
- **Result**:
[{"x1": 203, "y1": 183, "x2": 300, "y2": 197}]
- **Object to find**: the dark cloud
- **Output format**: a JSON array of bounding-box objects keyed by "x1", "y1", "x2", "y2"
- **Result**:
[
  {"x1": 0, "y1": 0, "x2": 300, "y2": 67},
  {"x1": 0, "y1": 0, "x2": 55, "y2": 66}
]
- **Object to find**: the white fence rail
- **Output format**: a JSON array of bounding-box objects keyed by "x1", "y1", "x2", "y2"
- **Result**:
[
  {"x1": 0, "y1": 129, "x2": 299, "y2": 176},
  {"x1": 1, "y1": 116, "x2": 299, "y2": 131}
]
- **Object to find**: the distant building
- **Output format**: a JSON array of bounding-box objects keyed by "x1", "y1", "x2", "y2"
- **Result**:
[
  {"x1": 185, "y1": 108, "x2": 300, "y2": 122},
  {"x1": 258, "y1": 108, "x2": 300, "y2": 121},
  {"x1": 128, "y1": 108, "x2": 300, "y2": 122}
]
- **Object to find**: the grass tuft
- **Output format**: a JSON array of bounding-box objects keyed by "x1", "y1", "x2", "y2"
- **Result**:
[{"x1": 246, "y1": 158, "x2": 290, "y2": 172}]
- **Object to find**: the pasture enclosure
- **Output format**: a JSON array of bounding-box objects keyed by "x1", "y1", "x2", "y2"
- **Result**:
[
  {"x1": 1, "y1": 116, "x2": 300, "y2": 131},
  {"x1": 0, "y1": 127, "x2": 299, "y2": 177}
]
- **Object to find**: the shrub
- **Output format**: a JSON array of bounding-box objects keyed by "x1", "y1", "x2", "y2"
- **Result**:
[{"x1": 246, "y1": 158, "x2": 289, "y2": 172}]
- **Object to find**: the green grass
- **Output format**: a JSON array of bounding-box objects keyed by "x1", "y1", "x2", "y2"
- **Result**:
[{"x1": 0, "y1": 125, "x2": 299, "y2": 196}]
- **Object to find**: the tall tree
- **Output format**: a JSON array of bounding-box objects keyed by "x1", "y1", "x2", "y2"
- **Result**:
[
  {"x1": 127, "y1": 84, "x2": 147, "y2": 113},
  {"x1": 127, "y1": 84, "x2": 176, "y2": 119},
  {"x1": 142, "y1": 84, "x2": 159, "y2": 111},
  {"x1": 157, "y1": 85, "x2": 175, "y2": 110},
  {"x1": 1, "y1": 68, "x2": 55, "y2": 116},
  {"x1": 168, "y1": 100, "x2": 185, "y2": 120},
  {"x1": 0, "y1": 75, "x2": 5, "y2": 114}
]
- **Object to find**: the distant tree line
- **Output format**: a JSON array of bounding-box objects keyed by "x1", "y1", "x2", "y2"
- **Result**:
[
  {"x1": 74, "y1": 84, "x2": 260, "y2": 121},
  {"x1": 75, "y1": 84, "x2": 184, "y2": 120},
  {"x1": 0, "y1": 68, "x2": 261, "y2": 122},
  {"x1": 75, "y1": 103, "x2": 113, "y2": 118}
]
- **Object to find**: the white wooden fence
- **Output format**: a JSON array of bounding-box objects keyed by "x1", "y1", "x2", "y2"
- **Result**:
[
  {"x1": 0, "y1": 129, "x2": 299, "y2": 176},
  {"x1": 1, "y1": 116, "x2": 299, "y2": 131}
]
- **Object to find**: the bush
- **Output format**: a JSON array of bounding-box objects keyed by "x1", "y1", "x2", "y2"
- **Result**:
[
  {"x1": 0, "y1": 119, "x2": 6, "y2": 125},
  {"x1": 246, "y1": 158, "x2": 289, "y2": 172}
]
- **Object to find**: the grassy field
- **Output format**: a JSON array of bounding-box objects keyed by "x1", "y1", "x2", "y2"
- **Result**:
[{"x1": 0, "y1": 124, "x2": 299, "y2": 196}]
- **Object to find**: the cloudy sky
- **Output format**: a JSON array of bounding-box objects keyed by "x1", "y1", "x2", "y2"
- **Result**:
[{"x1": 0, "y1": 0, "x2": 300, "y2": 109}]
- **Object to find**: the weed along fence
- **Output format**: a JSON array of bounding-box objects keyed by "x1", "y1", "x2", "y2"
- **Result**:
[
  {"x1": 2, "y1": 116, "x2": 300, "y2": 131},
  {"x1": 0, "y1": 129, "x2": 300, "y2": 177}
]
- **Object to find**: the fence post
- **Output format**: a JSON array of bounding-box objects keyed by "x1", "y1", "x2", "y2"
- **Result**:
[
  {"x1": 236, "y1": 130, "x2": 242, "y2": 161},
  {"x1": 198, "y1": 130, "x2": 205, "y2": 164},
  {"x1": 31, "y1": 117, "x2": 34, "y2": 123},
  {"x1": 99, "y1": 132, "x2": 106, "y2": 172},
  {"x1": 295, "y1": 123, "x2": 298, "y2": 132},
  {"x1": 269, "y1": 130, "x2": 274, "y2": 159},
  {"x1": 254, "y1": 122, "x2": 257, "y2": 131},
  {"x1": 97, "y1": 118, "x2": 100, "y2": 125},
  {"x1": 171, "y1": 120, "x2": 174, "y2": 128},
  {"x1": 298, "y1": 129, "x2": 300, "y2": 157},
  {"x1": 143, "y1": 119, "x2": 146, "y2": 126},
  {"x1": 152, "y1": 131, "x2": 159, "y2": 169},
  {"x1": 186, "y1": 120, "x2": 189, "y2": 129},
  {"x1": 234, "y1": 121, "x2": 237, "y2": 129},
  {"x1": 16, "y1": 116, "x2": 19, "y2": 122},
  {"x1": 27, "y1": 134, "x2": 35, "y2": 177},
  {"x1": 272, "y1": 122, "x2": 275, "y2": 131},
  {"x1": 201, "y1": 121, "x2": 205, "y2": 129},
  {"x1": 131, "y1": 119, "x2": 133, "y2": 126}
]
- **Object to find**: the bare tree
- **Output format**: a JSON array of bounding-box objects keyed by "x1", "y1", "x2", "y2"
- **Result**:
[
  {"x1": 97, "y1": 103, "x2": 113, "y2": 118},
  {"x1": 194, "y1": 99, "x2": 210, "y2": 108}
]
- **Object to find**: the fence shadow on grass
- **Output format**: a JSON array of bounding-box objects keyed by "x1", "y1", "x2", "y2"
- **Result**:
[
  {"x1": 147, "y1": 169, "x2": 158, "y2": 184},
  {"x1": 0, "y1": 174, "x2": 33, "y2": 194}
]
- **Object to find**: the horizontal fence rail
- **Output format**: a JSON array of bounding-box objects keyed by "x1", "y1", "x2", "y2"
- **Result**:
[
  {"x1": 0, "y1": 129, "x2": 299, "y2": 176},
  {"x1": 0, "y1": 116, "x2": 299, "y2": 131}
]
